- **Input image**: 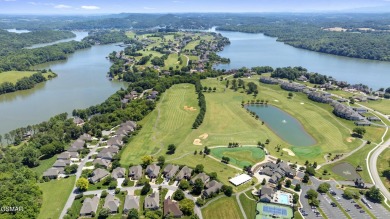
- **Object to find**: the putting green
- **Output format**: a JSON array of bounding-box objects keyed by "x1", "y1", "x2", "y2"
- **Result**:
[{"x1": 210, "y1": 146, "x2": 265, "y2": 168}]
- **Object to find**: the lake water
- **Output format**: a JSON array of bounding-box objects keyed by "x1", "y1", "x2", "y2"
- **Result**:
[
  {"x1": 246, "y1": 104, "x2": 316, "y2": 146},
  {"x1": 5, "y1": 29, "x2": 30, "y2": 33},
  {"x1": 25, "y1": 31, "x2": 89, "y2": 49},
  {"x1": 215, "y1": 31, "x2": 390, "y2": 90},
  {"x1": 0, "y1": 43, "x2": 126, "y2": 135}
]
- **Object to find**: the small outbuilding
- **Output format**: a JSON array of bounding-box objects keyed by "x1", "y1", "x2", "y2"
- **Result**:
[{"x1": 229, "y1": 174, "x2": 252, "y2": 186}]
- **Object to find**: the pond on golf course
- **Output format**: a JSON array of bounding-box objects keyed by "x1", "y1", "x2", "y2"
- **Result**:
[{"x1": 246, "y1": 104, "x2": 316, "y2": 146}]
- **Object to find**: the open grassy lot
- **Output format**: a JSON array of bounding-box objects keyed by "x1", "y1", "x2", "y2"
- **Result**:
[
  {"x1": 184, "y1": 40, "x2": 200, "y2": 50},
  {"x1": 0, "y1": 71, "x2": 55, "y2": 84},
  {"x1": 163, "y1": 53, "x2": 187, "y2": 70},
  {"x1": 360, "y1": 99, "x2": 390, "y2": 115},
  {"x1": 37, "y1": 176, "x2": 75, "y2": 219},
  {"x1": 210, "y1": 147, "x2": 265, "y2": 168},
  {"x1": 239, "y1": 191, "x2": 257, "y2": 219},
  {"x1": 377, "y1": 147, "x2": 390, "y2": 190},
  {"x1": 202, "y1": 196, "x2": 244, "y2": 219},
  {"x1": 121, "y1": 83, "x2": 198, "y2": 165},
  {"x1": 32, "y1": 156, "x2": 57, "y2": 177}
]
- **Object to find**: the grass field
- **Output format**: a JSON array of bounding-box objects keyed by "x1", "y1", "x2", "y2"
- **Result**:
[
  {"x1": 163, "y1": 53, "x2": 187, "y2": 70},
  {"x1": 377, "y1": 147, "x2": 390, "y2": 189},
  {"x1": 202, "y1": 196, "x2": 244, "y2": 219},
  {"x1": 37, "y1": 176, "x2": 75, "y2": 219},
  {"x1": 239, "y1": 191, "x2": 257, "y2": 219},
  {"x1": 360, "y1": 99, "x2": 390, "y2": 115},
  {"x1": 210, "y1": 147, "x2": 265, "y2": 168},
  {"x1": 121, "y1": 83, "x2": 199, "y2": 164},
  {"x1": 184, "y1": 40, "x2": 200, "y2": 51},
  {"x1": 0, "y1": 71, "x2": 55, "y2": 84},
  {"x1": 32, "y1": 156, "x2": 57, "y2": 177}
]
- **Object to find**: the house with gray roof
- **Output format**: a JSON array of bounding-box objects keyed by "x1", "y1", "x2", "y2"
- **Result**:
[
  {"x1": 260, "y1": 167, "x2": 273, "y2": 176},
  {"x1": 79, "y1": 133, "x2": 92, "y2": 141},
  {"x1": 176, "y1": 166, "x2": 192, "y2": 181},
  {"x1": 260, "y1": 77, "x2": 279, "y2": 85},
  {"x1": 89, "y1": 168, "x2": 110, "y2": 183},
  {"x1": 43, "y1": 167, "x2": 62, "y2": 179},
  {"x1": 80, "y1": 196, "x2": 99, "y2": 216},
  {"x1": 258, "y1": 185, "x2": 275, "y2": 203},
  {"x1": 71, "y1": 139, "x2": 85, "y2": 149},
  {"x1": 146, "y1": 164, "x2": 161, "y2": 178},
  {"x1": 97, "y1": 151, "x2": 114, "y2": 161},
  {"x1": 163, "y1": 164, "x2": 179, "y2": 179},
  {"x1": 203, "y1": 180, "x2": 223, "y2": 197},
  {"x1": 367, "y1": 116, "x2": 380, "y2": 122},
  {"x1": 73, "y1": 117, "x2": 85, "y2": 126},
  {"x1": 57, "y1": 152, "x2": 71, "y2": 160},
  {"x1": 111, "y1": 167, "x2": 126, "y2": 179},
  {"x1": 53, "y1": 159, "x2": 70, "y2": 168},
  {"x1": 103, "y1": 194, "x2": 120, "y2": 213},
  {"x1": 123, "y1": 195, "x2": 140, "y2": 214},
  {"x1": 190, "y1": 173, "x2": 210, "y2": 184},
  {"x1": 280, "y1": 82, "x2": 306, "y2": 92},
  {"x1": 144, "y1": 192, "x2": 159, "y2": 210},
  {"x1": 269, "y1": 172, "x2": 283, "y2": 184},
  {"x1": 93, "y1": 158, "x2": 111, "y2": 169},
  {"x1": 308, "y1": 92, "x2": 332, "y2": 104},
  {"x1": 332, "y1": 102, "x2": 364, "y2": 121},
  {"x1": 129, "y1": 165, "x2": 143, "y2": 180},
  {"x1": 107, "y1": 136, "x2": 123, "y2": 147}
]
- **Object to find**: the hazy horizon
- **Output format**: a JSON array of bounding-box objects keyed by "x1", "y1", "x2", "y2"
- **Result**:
[{"x1": 1, "y1": 0, "x2": 390, "y2": 15}]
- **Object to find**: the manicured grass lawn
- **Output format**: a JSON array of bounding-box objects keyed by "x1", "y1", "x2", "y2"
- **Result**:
[
  {"x1": 37, "y1": 176, "x2": 75, "y2": 219},
  {"x1": 184, "y1": 40, "x2": 200, "y2": 51},
  {"x1": 210, "y1": 147, "x2": 265, "y2": 168},
  {"x1": 239, "y1": 191, "x2": 257, "y2": 219},
  {"x1": 32, "y1": 156, "x2": 57, "y2": 177},
  {"x1": 360, "y1": 99, "x2": 390, "y2": 115},
  {"x1": 65, "y1": 195, "x2": 94, "y2": 219},
  {"x1": 163, "y1": 53, "x2": 186, "y2": 70},
  {"x1": 202, "y1": 196, "x2": 244, "y2": 219},
  {"x1": 121, "y1": 83, "x2": 198, "y2": 165},
  {"x1": 377, "y1": 147, "x2": 390, "y2": 190}
]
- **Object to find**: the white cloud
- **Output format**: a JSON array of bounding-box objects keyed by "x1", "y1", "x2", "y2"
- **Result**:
[
  {"x1": 54, "y1": 4, "x2": 72, "y2": 9},
  {"x1": 81, "y1": 5, "x2": 100, "y2": 10},
  {"x1": 3, "y1": 0, "x2": 17, "y2": 2},
  {"x1": 143, "y1": 7, "x2": 156, "y2": 10}
]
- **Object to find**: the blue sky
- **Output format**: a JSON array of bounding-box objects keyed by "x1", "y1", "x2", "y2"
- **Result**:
[{"x1": 1, "y1": 0, "x2": 390, "y2": 14}]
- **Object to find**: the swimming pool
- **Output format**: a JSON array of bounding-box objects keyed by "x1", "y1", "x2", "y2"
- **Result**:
[{"x1": 278, "y1": 193, "x2": 290, "y2": 205}]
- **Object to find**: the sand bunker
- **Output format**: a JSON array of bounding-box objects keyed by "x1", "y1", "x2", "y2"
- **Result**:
[
  {"x1": 199, "y1": 133, "x2": 209, "y2": 139},
  {"x1": 282, "y1": 148, "x2": 296, "y2": 156},
  {"x1": 193, "y1": 139, "x2": 202, "y2": 145},
  {"x1": 184, "y1": 106, "x2": 197, "y2": 111},
  {"x1": 346, "y1": 137, "x2": 355, "y2": 143},
  {"x1": 274, "y1": 100, "x2": 279, "y2": 102},
  {"x1": 300, "y1": 102, "x2": 305, "y2": 105}
]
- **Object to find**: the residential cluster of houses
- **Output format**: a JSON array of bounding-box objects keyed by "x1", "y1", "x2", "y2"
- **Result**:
[
  {"x1": 121, "y1": 91, "x2": 138, "y2": 104},
  {"x1": 259, "y1": 77, "x2": 378, "y2": 125},
  {"x1": 43, "y1": 133, "x2": 92, "y2": 179},
  {"x1": 259, "y1": 161, "x2": 297, "y2": 184}
]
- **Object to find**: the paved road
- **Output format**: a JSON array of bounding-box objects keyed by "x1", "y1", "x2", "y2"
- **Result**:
[{"x1": 59, "y1": 143, "x2": 100, "y2": 219}]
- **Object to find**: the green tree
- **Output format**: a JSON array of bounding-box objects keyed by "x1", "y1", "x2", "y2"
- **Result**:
[
  {"x1": 306, "y1": 189, "x2": 318, "y2": 200},
  {"x1": 64, "y1": 164, "x2": 78, "y2": 174},
  {"x1": 179, "y1": 198, "x2": 195, "y2": 215},
  {"x1": 157, "y1": 156, "x2": 165, "y2": 166},
  {"x1": 293, "y1": 193, "x2": 299, "y2": 204},
  {"x1": 98, "y1": 208, "x2": 110, "y2": 218},
  {"x1": 295, "y1": 184, "x2": 301, "y2": 192},
  {"x1": 209, "y1": 172, "x2": 217, "y2": 180},
  {"x1": 194, "y1": 164, "x2": 204, "y2": 173},
  {"x1": 179, "y1": 179, "x2": 190, "y2": 190},
  {"x1": 317, "y1": 182, "x2": 331, "y2": 193},
  {"x1": 305, "y1": 166, "x2": 316, "y2": 176},
  {"x1": 192, "y1": 178, "x2": 204, "y2": 195},
  {"x1": 167, "y1": 144, "x2": 176, "y2": 154},
  {"x1": 127, "y1": 208, "x2": 139, "y2": 219},
  {"x1": 173, "y1": 189, "x2": 185, "y2": 201},
  {"x1": 285, "y1": 179, "x2": 291, "y2": 188},
  {"x1": 141, "y1": 182, "x2": 151, "y2": 195},
  {"x1": 261, "y1": 178, "x2": 266, "y2": 185},
  {"x1": 365, "y1": 186, "x2": 384, "y2": 203},
  {"x1": 76, "y1": 177, "x2": 89, "y2": 191},
  {"x1": 222, "y1": 185, "x2": 233, "y2": 197},
  {"x1": 343, "y1": 190, "x2": 354, "y2": 200},
  {"x1": 303, "y1": 174, "x2": 310, "y2": 183},
  {"x1": 141, "y1": 155, "x2": 153, "y2": 166},
  {"x1": 353, "y1": 127, "x2": 366, "y2": 138}
]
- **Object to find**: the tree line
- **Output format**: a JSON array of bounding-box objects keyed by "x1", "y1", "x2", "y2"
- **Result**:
[{"x1": 0, "y1": 70, "x2": 55, "y2": 95}]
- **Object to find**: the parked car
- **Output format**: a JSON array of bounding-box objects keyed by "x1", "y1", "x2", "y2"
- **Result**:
[{"x1": 360, "y1": 210, "x2": 365, "y2": 213}]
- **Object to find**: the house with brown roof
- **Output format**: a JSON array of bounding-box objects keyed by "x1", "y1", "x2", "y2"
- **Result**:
[
  {"x1": 73, "y1": 117, "x2": 85, "y2": 126},
  {"x1": 203, "y1": 180, "x2": 223, "y2": 198},
  {"x1": 80, "y1": 196, "x2": 99, "y2": 216},
  {"x1": 53, "y1": 159, "x2": 70, "y2": 168},
  {"x1": 163, "y1": 197, "x2": 183, "y2": 218},
  {"x1": 93, "y1": 158, "x2": 111, "y2": 169},
  {"x1": 79, "y1": 133, "x2": 92, "y2": 141},
  {"x1": 43, "y1": 167, "x2": 63, "y2": 179},
  {"x1": 107, "y1": 136, "x2": 123, "y2": 147}
]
